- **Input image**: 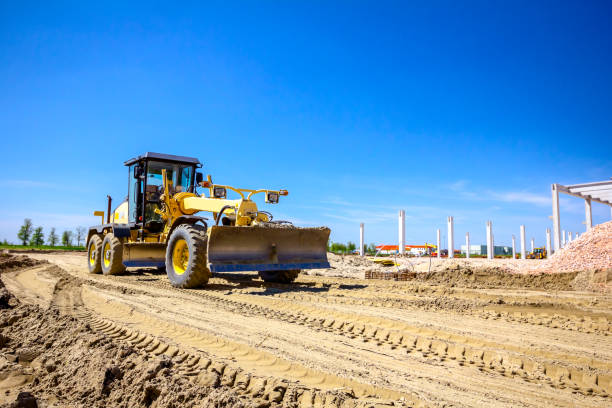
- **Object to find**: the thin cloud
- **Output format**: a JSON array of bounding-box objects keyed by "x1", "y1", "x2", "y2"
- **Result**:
[
  {"x1": 446, "y1": 180, "x2": 550, "y2": 207},
  {"x1": 448, "y1": 180, "x2": 469, "y2": 192},
  {"x1": 488, "y1": 191, "x2": 549, "y2": 206}
]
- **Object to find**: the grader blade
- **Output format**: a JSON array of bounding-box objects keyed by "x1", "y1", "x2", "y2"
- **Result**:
[{"x1": 207, "y1": 225, "x2": 331, "y2": 272}]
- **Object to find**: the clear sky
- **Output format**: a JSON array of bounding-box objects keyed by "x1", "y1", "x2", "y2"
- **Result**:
[{"x1": 1, "y1": 1, "x2": 611, "y2": 248}]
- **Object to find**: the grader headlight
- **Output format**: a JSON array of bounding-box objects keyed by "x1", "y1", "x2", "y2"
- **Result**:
[
  {"x1": 266, "y1": 192, "x2": 279, "y2": 204},
  {"x1": 213, "y1": 186, "x2": 227, "y2": 199}
]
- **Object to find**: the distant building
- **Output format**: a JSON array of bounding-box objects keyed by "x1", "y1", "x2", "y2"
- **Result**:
[
  {"x1": 460, "y1": 244, "x2": 512, "y2": 256},
  {"x1": 376, "y1": 244, "x2": 436, "y2": 256}
]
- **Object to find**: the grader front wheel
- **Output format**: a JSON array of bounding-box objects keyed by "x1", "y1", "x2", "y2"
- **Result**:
[{"x1": 165, "y1": 224, "x2": 211, "y2": 288}]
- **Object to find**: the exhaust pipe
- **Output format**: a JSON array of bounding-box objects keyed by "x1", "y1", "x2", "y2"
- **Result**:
[{"x1": 107, "y1": 195, "x2": 112, "y2": 224}]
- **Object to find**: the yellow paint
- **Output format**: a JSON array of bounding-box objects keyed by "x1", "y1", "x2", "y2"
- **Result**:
[
  {"x1": 93, "y1": 211, "x2": 104, "y2": 225},
  {"x1": 171, "y1": 239, "x2": 189, "y2": 275},
  {"x1": 113, "y1": 201, "x2": 129, "y2": 224},
  {"x1": 89, "y1": 245, "x2": 96, "y2": 266},
  {"x1": 103, "y1": 241, "x2": 111, "y2": 267}
]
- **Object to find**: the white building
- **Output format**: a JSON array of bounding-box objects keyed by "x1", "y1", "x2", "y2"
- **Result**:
[{"x1": 460, "y1": 244, "x2": 512, "y2": 256}]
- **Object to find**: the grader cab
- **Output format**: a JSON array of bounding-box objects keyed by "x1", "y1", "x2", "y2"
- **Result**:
[{"x1": 86, "y1": 152, "x2": 330, "y2": 288}]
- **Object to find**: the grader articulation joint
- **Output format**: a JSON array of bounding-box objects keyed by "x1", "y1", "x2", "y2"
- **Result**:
[{"x1": 86, "y1": 152, "x2": 330, "y2": 288}]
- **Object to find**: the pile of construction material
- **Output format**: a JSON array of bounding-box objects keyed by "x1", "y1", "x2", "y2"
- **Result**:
[
  {"x1": 365, "y1": 269, "x2": 416, "y2": 281},
  {"x1": 530, "y1": 221, "x2": 612, "y2": 274}
]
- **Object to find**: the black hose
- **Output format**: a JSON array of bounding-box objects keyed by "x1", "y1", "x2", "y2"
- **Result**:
[
  {"x1": 258, "y1": 211, "x2": 273, "y2": 221},
  {"x1": 215, "y1": 205, "x2": 233, "y2": 226}
]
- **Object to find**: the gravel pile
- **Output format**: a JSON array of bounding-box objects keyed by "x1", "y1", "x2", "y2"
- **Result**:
[{"x1": 530, "y1": 221, "x2": 612, "y2": 273}]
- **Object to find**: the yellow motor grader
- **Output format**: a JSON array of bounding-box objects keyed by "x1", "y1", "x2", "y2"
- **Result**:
[{"x1": 86, "y1": 152, "x2": 330, "y2": 288}]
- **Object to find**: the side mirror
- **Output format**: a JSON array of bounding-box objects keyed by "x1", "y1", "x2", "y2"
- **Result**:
[
  {"x1": 133, "y1": 165, "x2": 144, "y2": 179},
  {"x1": 266, "y1": 192, "x2": 279, "y2": 204},
  {"x1": 195, "y1": 172, "x2": 204, "y2": 184}
]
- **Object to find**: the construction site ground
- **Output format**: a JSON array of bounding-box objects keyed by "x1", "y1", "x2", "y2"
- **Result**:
[{"x1": 1, "y1": 251, "x2": 611, "y2": 408}]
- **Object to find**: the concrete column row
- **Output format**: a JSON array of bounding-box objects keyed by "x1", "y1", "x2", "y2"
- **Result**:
[{"x1": 359, "y1": 213, "x2": 562, "y2": 259}]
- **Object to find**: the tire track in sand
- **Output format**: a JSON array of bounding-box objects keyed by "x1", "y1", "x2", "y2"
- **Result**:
[
  {"x1": 115, "y1": 275, "x2": 612, "y2": 398},
  {"x1": 79, "y1": 285, "x2": 418, "y2": 406}
]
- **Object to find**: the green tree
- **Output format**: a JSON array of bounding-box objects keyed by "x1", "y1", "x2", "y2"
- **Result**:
[
  {"x1": 29, "y1": 226, "x2": 44, "y2": 246},
  {"x1": 47, "y1": 228, "x2": 58, "y2": 247},
  {"x1": 61, "y1": 230, "x2": 73, "y2": 247},
  {"x1": 330, "y1": 242, "x2": 347, "y2": 254},
  {"x1": 347, "y1": 241, "x2": 356, "y2": 252},
  {"x1": 367, "y1": 243, "x2": 377, "y2": 254},
  {"x1": 17, "y1": 218, "x2": 33, "y2": 245}
]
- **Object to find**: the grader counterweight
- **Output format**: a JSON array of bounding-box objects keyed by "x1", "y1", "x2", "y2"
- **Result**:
[{"x1": 86, "y1": 152, "x2": 330, "y2": 288}]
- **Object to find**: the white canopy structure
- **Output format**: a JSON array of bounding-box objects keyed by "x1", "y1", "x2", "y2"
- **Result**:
[{"x1": 551, "y1": 179, "x2": 612, "y2": 252}]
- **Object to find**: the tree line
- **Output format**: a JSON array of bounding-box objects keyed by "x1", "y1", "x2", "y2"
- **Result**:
[
  {"x1": 327, "y1": 241, "x2": 377, "y2": 255},
  {"x1": 0, "y1": 218, "x2": 87, "y2": 247}
]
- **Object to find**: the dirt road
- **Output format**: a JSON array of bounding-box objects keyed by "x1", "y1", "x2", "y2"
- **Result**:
[{"x1": 1, "y1": 252, "x2": 611, "y2": 407}]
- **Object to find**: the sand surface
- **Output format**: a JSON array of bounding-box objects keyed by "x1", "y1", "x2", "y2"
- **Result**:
[{"x1": 0, "y1": 251, "x2": 611, "y2": 407}]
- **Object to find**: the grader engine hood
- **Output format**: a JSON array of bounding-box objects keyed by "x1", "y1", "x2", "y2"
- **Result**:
[{"x1": 207, "y1": 225, "x2": 331, "y2": 272}]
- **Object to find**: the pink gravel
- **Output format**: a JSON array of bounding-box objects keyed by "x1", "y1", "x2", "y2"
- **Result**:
[{"x1": 528, "y1": 220, "x2": 612, "y2": 273}]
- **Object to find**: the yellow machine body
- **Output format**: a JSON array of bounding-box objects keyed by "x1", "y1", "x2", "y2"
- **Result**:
[{"x1": 88, "y1": 153, "x2": 330, "y2": 275}]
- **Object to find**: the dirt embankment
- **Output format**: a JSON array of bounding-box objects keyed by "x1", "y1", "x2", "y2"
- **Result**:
[
  {"x1": 319, "y1": 253, "x2": 583, "y2": 291},
  {"x1": 0, "y1": 253, "x2": 43, "y2": 274},
  {"x1": 1, "y1": 251, "x2": 612, "y2": 407},
  {"x1": 0, "y1": 304, "x2": 259, "y2": 408},
  {"x1": 413, "y1": 265, "x2": 579, "y2": 290}
]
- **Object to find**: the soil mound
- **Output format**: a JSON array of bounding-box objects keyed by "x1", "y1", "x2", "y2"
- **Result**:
[
  {"x1": 414, "y1": 265, "x2": 578, "y2": 290},
  {"x1": 0, "y1": 303, "x2": 273, "y2": 408},
  {"x1": 531, "y1": 221, "x2": 612, "y2": 274},
  {"x1": 528, "y1": 221, "x2": 612, "y2": 292},
  {"x1": 0, "y1": 253, "x2": 43, "y2": 273}
]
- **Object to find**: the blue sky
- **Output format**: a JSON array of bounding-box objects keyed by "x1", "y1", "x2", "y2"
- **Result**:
[{"x1": 1, "y1": 1, "x2": 611, "y2": 247}]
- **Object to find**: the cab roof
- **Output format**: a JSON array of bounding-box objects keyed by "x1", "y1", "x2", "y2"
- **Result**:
[{"x1": 124, "y1": 152, "x2": 201, "y2": 166}]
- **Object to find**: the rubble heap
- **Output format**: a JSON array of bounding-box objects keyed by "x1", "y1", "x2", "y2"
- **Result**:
[{"x1": 530, "y1": 221, "x2": 612, "y2": 273}]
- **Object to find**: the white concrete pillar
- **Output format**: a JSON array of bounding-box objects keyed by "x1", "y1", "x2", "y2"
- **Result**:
[
  {"x1": 585, "y1": 199, "x2": 592, "y2": 231},
  {"x1": 359, "y1": 223, "x2": 364, "y2": 257},
  {"x1": 465, "y1": 232, "x2": 470, "y2": 258},
  {"x1": 447, "y1": 216, "x2": 454, "y2": 258},
  {"x1": 530, "y1": 238, "x2": 534, "y2": 252},
  {"x1": 511, "y1": 235, "x2": 516, "y2": 259},
  {"x1": 436, "y1": 229, "x2": 441, "y2": 258},
  {"x1": 398, "y1": 210, "x2": 405, "y2": 255},
  {"x1": 486, "y1": 221, "x2": 493, "y2": 260},
  {"x1": 562, "y1": 230, "x2": 566, "y2": 247},
  {"x1": 545, "y1": 228, "x2": 551, "y2": 258},
  {"x1": 568, "y1": 231, "x2": 573, "y2": 242},
  {"x1": 552, "y1": 184, "x2": 561, "y2": 251},
  {"x1": 520, "y1": 225, "x2": 526, "y2": 260}
]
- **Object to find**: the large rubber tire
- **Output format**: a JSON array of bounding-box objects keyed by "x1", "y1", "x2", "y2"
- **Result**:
[
  {"x1": 101, "y1": 233, "x2": 126, "y2": 275},
  {"x1": 258, "y1": 269, "x2": 300, "y2": 284},
  {"x1": 165, "y1": 224, "x2": 211, "y2": 288},
  {"x1": 87, "y1": 235, "x2": 103, "y2": 274}
]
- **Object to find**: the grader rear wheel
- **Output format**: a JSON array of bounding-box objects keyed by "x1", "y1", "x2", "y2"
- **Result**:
[
  {"x1": 165, "y1": 224, "x2": 211, "y2": 288},
  {"x1": 87, "y1": 235, "x2": 103, "y2": 274},
  {"x1": 101, "y1": 233, "x2": 126, "y2": 275},
  {"x1": 258, "y1": 269, "x2": 300, "y2": 284}
]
